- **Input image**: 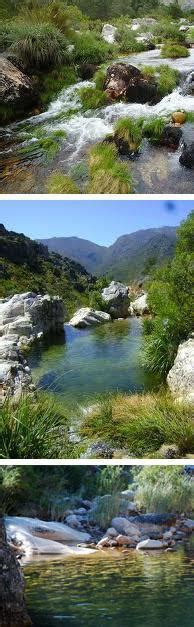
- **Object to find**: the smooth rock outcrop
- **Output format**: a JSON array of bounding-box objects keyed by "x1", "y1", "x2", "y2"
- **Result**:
[
  {"x1": 5, "y1": 517, "x2": 91, "y2": 546},
  {"x1": 136, "y1": 539, "x2": 164, "y2": 550},
  {"x1": 129, "y1": 293, "x2": 149, "y2": 316},
  {"x1": 0, "y1": 56, "x2": 34, "y2": 112},
  {"x1": 101, "y1": 281, "x2": 129, "y2": 319},
  {"x1": 69, "y1": 307, "x2": 111, "y2": 328},
  {"x1": 101, "y1": 24, "x2": 117, "y2": 44},
  {"x1": 167, "y1": 338, "x2": 194, "y2": 403},
  {"x1": 0, "y1": 292, "x2": 65, "y2": 338}
]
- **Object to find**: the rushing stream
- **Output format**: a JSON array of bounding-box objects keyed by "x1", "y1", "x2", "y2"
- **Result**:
[
  {"x1": 1, "y1": 49, "x2": 194, "y2": 193},
  {"x1": 28, "y1": 318, "x2": 157, "y2": 409},
  {"x1": 24, "y1": 536, "x2": 194, "y2": 626}
]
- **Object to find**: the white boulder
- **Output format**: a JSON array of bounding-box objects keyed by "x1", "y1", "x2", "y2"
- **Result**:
[
  {"x1": 167, "y1": 338, "x2": 194, "y2": 403},
  {"x1": 129, "y1": 293, "x2": 149, "y2": 316},
  {"x1": 5, "y1": 516, "x2": 90, "y2": 545},
  {"x1": 102, "y1": 281, "x2": 129, "y2": 319},
  {"x1": 101, "y1": 24, "x2": 117, "y2": 44},
  {"x1": 136, "y1": 539, "x2": 164, "y2": 550},
  {"x1": 69, "y1": 307, "x2": 111, "y2": 328}
]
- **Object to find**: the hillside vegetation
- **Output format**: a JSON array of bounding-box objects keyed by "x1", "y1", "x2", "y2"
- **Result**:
[{"x1": 0, "y1": 224, "x2": 95, "y2": 317}]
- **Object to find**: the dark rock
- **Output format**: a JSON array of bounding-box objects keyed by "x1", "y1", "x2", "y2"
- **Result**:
[
  {"x1": 132, "y1": 514, "x2": 177, "y2": 525},
  {"x1": 179, "y1": 141, "x2": 194, "y2": 168},
  {"x1": 0, "y1": 519, "x2": 31, "y2": 626},
  {"x1": 0, "y1": 56, "x2": 36, "y2": 113},
  {"x1": 79, "y1": 63, "x2": 98, "y2": 80},
  {"x1": 104, "y1": 62, "x2": 157, "y2": 104},
  {"x1": 83, "y1": 442, "x2": 114, "y2": 458},
  {"x1": 160, "y1": 125, "x2": 182, "y2": 150}
]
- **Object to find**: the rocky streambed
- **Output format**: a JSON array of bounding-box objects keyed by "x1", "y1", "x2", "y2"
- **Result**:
[{"x1": 1, "y1": 49, "x2": 194, "y2": 193}]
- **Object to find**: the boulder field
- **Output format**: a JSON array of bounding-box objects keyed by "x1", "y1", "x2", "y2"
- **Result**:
[{"x1": 0, "y1": 292, "x2": 64, "y2": 402}]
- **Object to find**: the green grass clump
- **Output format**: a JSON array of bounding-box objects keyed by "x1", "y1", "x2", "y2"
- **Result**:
[
  {"x1": 46, "y1": 172, "x2": 80, "y2": 193},
  {"x1": 114, "y1": 117, "x2": 143, "y2": 152},
  {"x1": 87, "y1": 162, "x2": 133, "y2": 194},
  {"x1": 40, "y1": 65, "x2": 78, "y2": 107},
  {"x1": 0, "y1": 393, "x2": 70, "y2": 459},
  {"x1": 143, "y1": 116, "x2": 167, "y2": 143},
  {"x1": 79, "y1": 86, "x2": 108, "y2": 111},
  {"x1": 186, "y1": 111, "x2": 194, "y2": 123},
  {"x1": 72, "y1": 32, "x2": 114, "y2": 65},
  {"x1": 89, "y1": 142, "x2": 118, "y2": 175},
  {"x1": 94, "y1": 68, "x2": 106, "y2": 90},
  {"x1": 80, "y1": 392, "x2": 194, "y2": 457},
  {"x1": 89, "y1": 493, "x2": 120, "y2": 529},
  {"x1": 161, "y1": 42, "x2": 189, "y2": 59},
  {"x1": 142, "y1": 64, "x2": 179, "y2": 97},
  {"x1": 133, "y1": 466, "x2": 194, "y2": 514},
  {"x1": 0, "y1": 22, "x2": 67, "y2": 69},
  {"x1": 153, "y1": 22, "x2": 186, "y2": 44},
  {"x1": 20, "y1": 130, "x2": 66, "y2": 161},
  {"x1": 116, "y1": 26, "x2": 146, "y2": 54}
]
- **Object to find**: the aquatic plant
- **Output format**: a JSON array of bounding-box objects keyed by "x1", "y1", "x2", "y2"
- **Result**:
[
  {"x1": 161, "y1": 42, "x2": 189, "y2": 59},
  {"x1": 94, "y1": 67, "x2": 106, "y2": 90},
  {"x1": 88, "y1": 142, "x2": 118, "y2": 176},
  {"x1": 80, "y1": 392, "x2": 194, "y2": 457},
  {"x1": 79, "y1": 86, "x2": 108, "y2": 111},
  {"x1": 88, "y1": 162, "x2": 133, "y2": 194},
  {"x1": 132, "y1": 466, "x2": 194, "y2": 514},
  {"x1": 114, "y1": 117, "x2": 143, "y2": 152},
  {"x1": 20, "y1": 130, "x2": 67, "y2": 161},
  {"x1": 142, "y1": 65, "x2": 179, "y2": 97},
  {"x1": 46, "y1": 172, "x2": 80, "y2": 193},
  {"x1": 143, "y1": 116, "x2": 167, "y2": 143}
]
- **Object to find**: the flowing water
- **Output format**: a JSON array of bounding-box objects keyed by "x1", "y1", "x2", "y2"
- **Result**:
[
  {"x1": 24, "y1": 536, "x2": 194, "y2": 626},
  {"x1": 1, "y1": 49, "x2": 194, "y2": 193},
  {"x1": 28, "y1": 318, "x2": 157, "y2": 409}
]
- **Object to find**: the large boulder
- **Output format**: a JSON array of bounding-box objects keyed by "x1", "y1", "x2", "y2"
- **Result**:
[
  {"x1": 129, "y1": 293, "x2": 149, "y2": 316},
  {"x1": 104, "y1": 63, "x2": 157, "y2": 104},
  {"x1": 101, "y1": 281, "x2": 129, "y2": 319},
  {"x1": 0, "y1": 293, "x2": 65, "y2": 338},
  {"x1": 5, "y1": 517, "x2": 91, "y2": 546},
  {"x1": 69, "y1": 307, "x2": 111, "y2": 328},
  {"x1": 167, "y1": 337, "x2": 194, "y2": 403},
  {"x1": 111, "y1": 517, "x2": 140, "y2": 538},
  {"x1": 101, "y1": 24, "x2": 117, "y2": 44},
  {"x1": 0, "y1": 334, "x2": 33, "y2": 404},
  {"x1": 179, "y1": 127, "x2": 194, "y2": 168},
  {"x1": 0, "y1": 56, "x2": 35, "y2": 113},
  {"x1": 0, "y1": 519, "x2": 31, "y2": 626}
]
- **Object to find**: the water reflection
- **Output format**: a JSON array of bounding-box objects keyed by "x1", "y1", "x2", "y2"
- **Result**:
[{"x1": 24, "y1": 540, "x2": 194, "y2": 627}]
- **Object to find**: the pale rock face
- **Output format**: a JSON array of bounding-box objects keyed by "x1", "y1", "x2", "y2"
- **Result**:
[
  {"x1": 5, "y1": 517, "x2": 90, "y2": 546},
  {"x1": 69, "y1": 307, "x2": 111, "y2": 328},
  {"x1": 160, "y1": 0, "x2": 193, "y2": 9},
  {"x1": 102, "y1": 281, "x2": 129, "y2": 319},
  {"x1": 111, "y1": 517, "x2": 140, "y2": 537},
  {"x1": 129, "y1": 293, "x2": 149, "y2": 316},
  {"x1": 101, "y1": 24, "x2": 117, "y2": 44},
  {"x1": 181, "y1": 518, "x2": 194, "y2": 530},
  {"x1": 167, "y1": 338, "x2": 194, "y2": 403},
  {"x1": 136, "y1": 539, "x2": 164, "y2": 550}
]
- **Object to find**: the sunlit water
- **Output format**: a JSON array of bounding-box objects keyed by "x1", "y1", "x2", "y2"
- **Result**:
[
  {"x1": 1, "y1": 49, "x2": 194, "y2": 192},
  {"x1": 28, "y1": 318, "x2": 157, "y2": 409},
  {"x1": 24, "y1": 537, "x2": 194, "y2": 627}
]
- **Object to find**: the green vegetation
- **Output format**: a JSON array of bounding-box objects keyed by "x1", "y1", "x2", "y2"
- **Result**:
[
  {"x1": 72, "y1": 31, "x2": 114, "y2": 65},
  {"x1": 116, "y1": 26, "x2": 145, "y2": 54},
  {"x1": 0, "y1": 393, "x2": 70, "y2": 459},
  {"x1": 39, "y1": 65, "x2": 78, "y2": 106},
  {"x1": 0, "y1": 22, "x2": 68, "y2": 69},
  {"x1": 89, "y1": 493, "x2": 120, "y2": 528},
  {"x1": 20, "y1": 129, "x2": 67, "y2": 161},
  {"x1": 144, "y1": 211, "x2": 194, "y2": 377},
  {"x1": 79, "y1": 85, "x2": 108, "y2": 111},
  {"x1": 46, "y1": 172, "x2": 80, "y2": 193},
  {"x1": 186, "y1": 111, "x2": 194, "y2": 123},
  {"x1": 133, "y1": 466, "x2": 194, "y2": 514},
  {"x1": 143, "y1": 116, "x2": 166, "y2": 143},
  {"x1": 115, "y1": 117, "x2": 143, "y2": 152},
  {"x1": 0, "y1": 224, "x2": 94, "y2": 316},
  {"x1": 142, "y1": 64, "x2": 179, "y2": 97},
  {"x1": 80, "y1": 391, "x2": 194, "y2": 457},
  {"x1": 161, "y1": 42, "x2": 189, "y2": 59},
  {"x1": 87, "y1": 141, "x2": 133, "y2": 193}
]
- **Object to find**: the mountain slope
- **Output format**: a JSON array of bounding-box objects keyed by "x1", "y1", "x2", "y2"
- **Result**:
[
  {"x1": 0, "y1": 224, "x2": 95, "y2": 317},
  {"x1": 39, "y1": 227, "x2": 177, "y2": 282}
]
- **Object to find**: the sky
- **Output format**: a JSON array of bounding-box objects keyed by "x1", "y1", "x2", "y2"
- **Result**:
[{"x1": 0, "y1": 199, "x2": 192, "y2": 246}]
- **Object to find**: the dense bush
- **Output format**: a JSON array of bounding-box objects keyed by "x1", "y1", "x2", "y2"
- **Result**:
[
  {"x1": 116, "y1": 26, "x2": 145, "y2": 53},
  {"x1": 144, "y1": 211, "x2": 194, "y2": 377},
  {"x1": 132, "y1": 466, "x2": 194, "y2": 514},
  {"x1": 72, "y1": 31, "x2": 114, "y2": 65}
]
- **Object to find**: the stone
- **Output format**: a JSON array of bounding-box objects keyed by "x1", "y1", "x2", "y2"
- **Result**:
[
  {"x1": 167, "y1": 338, "x2": 194, "y2": 403},
  {"x1": 0, "y1": 293, "x2": 65, "y2": 337},
  {"x1": 81, "y1": 442, "x2": 114, "y2": 459},
  {"x1": 5, "y1": 516, "x2": 90, "y2": 545},
  {"x1": 79, "y1": 64, "x2": 97, "y2": 80},
  {"x1": 180, "y1": 519, "x2": 194, "y2": 531},
  {"x1": 116, "y1": 534, "x2": 135, "y2": 546},
  {"x1": 0, "y1": 56, "x2": 35, "y2": 114},
  {"x1": 0, "y1": 519, "x2": 31, "y2": 626},
  {"x1": 132, "y1": 514, "x2": 176, "y2": 525},
  {"x1": 65, "y1": 515, "x2": 80, "y2": 528},
  {"x1": 97, "y1": 537, "x2": 110, "y2": 548},
  {"x1": 121, "y1": 489, "x2": 135, "y2": 500},
  {"x1": 160, "y1": 125, "x2": 182, "y2": 149},
  {"x1": 129, "y1": 293, "x2": 149, "y2": 316},
  {"x1": 106, "y1": 527, "x2": 118, "y2": 537},
  {"x1": 172, "y1": 111, "x2": 186, "y2": 124},
  {"x1": 104, "y1": 63, "x2": 157, "y2": 104},
  {"x1": 136, "y1": 539, "x2": 164, "y2": 550},
  {"x1": 101, "y1": 24, "x2": 117, "y2": 44},
  {"x1": 179, "y1": 141, "x2": 194, "y2": 169},
  {"x1": 102, "y1": 281, "x2": 129, "y2": 319},
  {"x1": 69, "y1": 307, "x2": 111, "y2": 328},
  {"x1": 157, "y1": 444, "x2": 180, "y2": 459},
  {"x1": 111, "y1": 517, "x2": 140, "y2": 537},
  {"x1": 163, "y1": 530, "x2": 173, "y2": 540}
]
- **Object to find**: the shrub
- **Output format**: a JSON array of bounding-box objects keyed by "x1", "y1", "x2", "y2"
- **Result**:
[
  {"x1": 116, "y1": 27, "x2": 145, "y2": 53},
  {"x1": 0, "y1": 22, "x2": 67, "y2": 69},
  {"x1": 153, "y1": 22, "x2": 186, "y2": 44},
  {"x1": 79, "y1": 85, "x2": 108, "y2": 111},
  {"x1": 161, "y1": 42, "x2": 189, "y2": 59},
  {"x1": 132, "y1": 466, "x2": 194, "y2": 514},
  {"x1": 143, "y1": 116, "x2": 167, "y2": 143},
  {"x1": 46, "y1": 172, "x2": 80, "y2": 193},
  {"x1": 89, "y1": 289, "x2": 106, "y2": 310},
  {"x1": 0, "y1": 393, "x2": 70, "y2": 459},
  {"x1": 72, "y1": 32, "x2": 114, "y2": 65},
  {"x1": 114, "y1": 117, "x2": 143, "y2": 151},
  {"x1": 80, "y1": 392, "x2": 194, "y2": 457},
  {"x1": 96, "y1": 466, "x2": 125, "y2": 495}
]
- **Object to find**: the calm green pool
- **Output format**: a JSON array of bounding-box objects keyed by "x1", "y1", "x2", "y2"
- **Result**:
[
  {"x1": 24, "y1": 539, "x2": 194, "y2": 627},
  {"x1": 29, "y1": 318, "x2": 157, "y2": 406}
]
